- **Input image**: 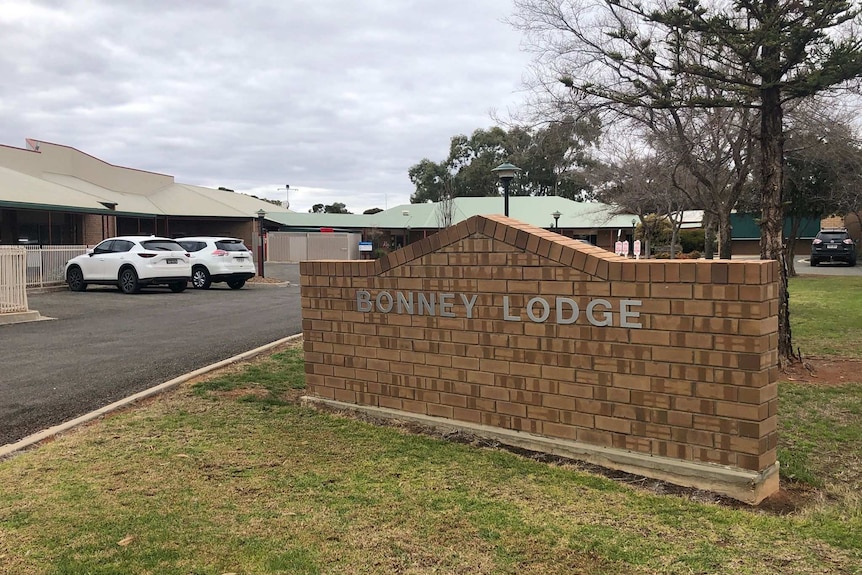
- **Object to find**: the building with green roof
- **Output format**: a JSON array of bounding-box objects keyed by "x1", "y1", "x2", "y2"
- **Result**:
[{"x1": 266, "y1": 196, "x2": 640, "y2": 254}]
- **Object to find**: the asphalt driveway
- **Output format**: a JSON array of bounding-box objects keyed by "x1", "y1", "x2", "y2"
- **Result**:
[
  {"x1": 1, "y1": 265, "x2": 303, "y2": 446},
  {"x1": 793, "y1": 257, "x2": 862, "y2": 276}
]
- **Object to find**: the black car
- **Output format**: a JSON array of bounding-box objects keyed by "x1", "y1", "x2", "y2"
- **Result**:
[{"x1": 810, "y1": 228, "x2": 857, "y2": 267}]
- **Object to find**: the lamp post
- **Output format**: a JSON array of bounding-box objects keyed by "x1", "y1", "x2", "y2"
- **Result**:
[
  {"x1": 256, "y1": 209, "x2": 266, "y2": 278},
  {"x1": 552, "y1": 210, "x2": 561, "y2": 229},
  {"x1": 491, "y1": 162, "x2": 521, "y2": 217}
]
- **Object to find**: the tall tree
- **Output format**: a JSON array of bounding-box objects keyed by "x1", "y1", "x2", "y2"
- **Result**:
[
  {"x1": 408, "y1": 121, "x2": 599, "y2": 202},
  {"x1": 511, "y1": 0, "x2": 862, "y2": 360},
  {"x1": 324, "y1": 203, "x2": 351, "y2": 214},
  {"x1": 782, "y1": 101, "x2": 861, "y2": 275},
  {"x1": 408, "y1": 159, "x2": 450, "y2": 204},
  {"x1": 648, "y1": 102, "x2": 756, "y2": 260},
  {"x1": 593, "y1": 149, "x2": 692, "y2": 257}
]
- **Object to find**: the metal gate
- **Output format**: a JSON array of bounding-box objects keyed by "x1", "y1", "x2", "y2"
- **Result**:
[
  {"x1": 266, "y1": 232, "x2": 360, "y2": 262},
  {"x1": 0, "y1": 247, "x2": 29, "y2": 313}
]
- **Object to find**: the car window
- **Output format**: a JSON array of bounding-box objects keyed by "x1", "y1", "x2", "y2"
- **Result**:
[
  {"x1": 178, "y1": 241, "x2": 206, "y2": 252},
  {"x1": 215, "y1": 240, "x2": 250, "y2": 252},
  {"x1": 112, "y1": 240, "x2": 134, "y2": 253},
  {"x1": 818, "y1": 232, "x2": 849, "y2": 242},
  {"x1": 93, "y1": 240, "x2": 114, "y2": 254},
  {"x1": 141, "y1": 239, "x2": 185, "y2": 251}
]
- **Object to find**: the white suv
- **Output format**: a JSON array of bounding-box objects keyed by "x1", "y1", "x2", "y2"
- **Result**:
[
  {"x1": 65, "y1": 236, "x2": 191, "y2": 294},
  {"x1": 176, "y1": 237, "x2": 256, "y2": 289}
]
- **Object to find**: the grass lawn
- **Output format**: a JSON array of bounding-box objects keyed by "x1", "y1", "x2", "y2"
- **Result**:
[
  {"x1": 1, "y1": 278, "x2": 861, "y2": 574},
  {"x1": 789, "y1": 276, "x2": 862, "y2": 359}
]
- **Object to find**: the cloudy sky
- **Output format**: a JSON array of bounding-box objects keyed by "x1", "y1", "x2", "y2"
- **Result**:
[{"x1": 0, "y1": 0, "x2": 533, "y2": 214}]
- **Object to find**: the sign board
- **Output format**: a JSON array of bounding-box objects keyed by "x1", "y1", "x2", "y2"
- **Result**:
[
  {"x1": 614, "y1": 241, "x2": 623, "y2": 256},
  {"x1": 358, "y1": 241, "x2": 373, "y2": 253},
  {"x1": 300, "y1": 214, "x2": 781, "y2": 504},
  {"x1": 633, "y1": 240, "x2": 641, "y2": 258},
  {"x1": 622, "y1": 240, "x2": 629, "y2": 256}
]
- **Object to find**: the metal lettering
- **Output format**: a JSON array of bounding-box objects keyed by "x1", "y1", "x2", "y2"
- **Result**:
[
  {"x1": 620, "y1": 299, "x2": 643, "y2": 328},
  {"x1": 356, "y1": 290, "x2": 372, "y2": 312},
  {"x1": 556, "y1": 297, "x2": 579, "y2": 324},
  {"x1": 586, "y1": 299, "x2": 612, "y2": 327},
  {"x1": 376, "y1": 291, "x2": 394, "y2": 313},
  {"x1": 526, "y1": 297, "x2": 551, "y2": 323},
  {"x1": 460, "y1": 294, "x2": 478, "y2": 319},
  {"x1": 503, "y1": 296, "x2": 520, "y2": 321},
  {"x1": 355, "y1": 290, "x2": 643, "y2": 329},
  {"x1": 439, "y1": 293, "x2": 456, "y2": 318},
  {"x1": 396, "y1": 291, "x2": 414, "y2": 314},
  {"x1": 417, "y1": 293, "x2": 436, "y2": 315}
]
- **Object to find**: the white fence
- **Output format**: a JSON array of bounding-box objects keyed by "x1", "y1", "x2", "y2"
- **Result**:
[
  {"x1": 0, "y1": 247, "x2": 29, "y2": 313},
  {"x1": 22, "y1": 245, "x2": 90, "y2": 288}
]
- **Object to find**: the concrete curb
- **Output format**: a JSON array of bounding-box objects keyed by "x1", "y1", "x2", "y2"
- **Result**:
[
  {"x1": 0, "y1": 333, "x2": 303, "y2": 460},
  {"x1": 0, "y1": 310, "x2": 49, "y2": 327},
  {"x1": 302, "y1": 396, "x2": 780, "y2": 505}
]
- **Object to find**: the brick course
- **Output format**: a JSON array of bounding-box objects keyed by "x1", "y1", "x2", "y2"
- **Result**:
[{"x1": 301, "y1": 215, "x2": 779, "y2": 487}]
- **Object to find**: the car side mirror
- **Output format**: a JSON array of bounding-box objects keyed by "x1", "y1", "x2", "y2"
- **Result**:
[{"x1": 87, "y1": 248, "x2": 95, "y2": 256}]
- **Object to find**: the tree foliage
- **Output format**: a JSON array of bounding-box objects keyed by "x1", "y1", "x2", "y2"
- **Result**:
[
  {"x1": 408, "y1": 119, "x2": 600, "y2": 204},
  {"x1": 511, "y1": 0, "x2": 862, "y2": 360},
  {"x1": 309, "y1": 203, "x2": 351, "y2": 214},
  {"x1": 782, "y1": 100, "x2": 862, "y2": 274},
  {"x1": 250, "y1": 195, "x2": 283, "y2": 207}
]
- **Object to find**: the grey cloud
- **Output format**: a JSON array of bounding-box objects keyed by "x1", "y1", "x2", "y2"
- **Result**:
[{"x1": 0, "y1": 0, "x2": 531, "y2": 213}]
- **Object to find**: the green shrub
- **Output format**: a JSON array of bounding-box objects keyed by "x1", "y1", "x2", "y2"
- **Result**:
[{"x1": 679, "y1": 229, "x2": 705, "y2": 253}]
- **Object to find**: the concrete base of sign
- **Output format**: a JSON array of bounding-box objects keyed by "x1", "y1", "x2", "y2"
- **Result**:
[
  {"x1": 301, "y1": 396, "x2": 780, "y2": 505},
  {"x1": 0, "y1": 310, "x2": 46, "y2": 326}
]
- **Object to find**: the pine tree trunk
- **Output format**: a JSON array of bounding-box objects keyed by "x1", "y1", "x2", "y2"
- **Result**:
[{"x1": 760, "y1": 85, "x2": 794, "y2": 361}]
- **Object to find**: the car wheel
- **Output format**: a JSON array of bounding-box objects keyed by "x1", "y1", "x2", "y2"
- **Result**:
[
  {"x1": 227, "y1": 279, "x2": 246, "y2": 290},
  {"x1": 850, "y1": 257, "x2": 857, "y2": 267},
  {"x1": 66, "y1": 266, "x2": 87, "y2": 291},
  {"x1": 810, "y1": 258, "x2": 818, "y2": 267},
  {"x1": 169, "y1": 281, "x2": 187, "y2": 293},
  {"x1": 191, "y1": 266, "x2": 211, "y2": 289},
  {"x1": 119, "y1": 267, "x2": 140, "y2": 294}
]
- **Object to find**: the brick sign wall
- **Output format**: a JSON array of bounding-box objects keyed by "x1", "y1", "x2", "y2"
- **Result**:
[{"x1": 300, "y1": 215, "x2": 779, "y2": 503}]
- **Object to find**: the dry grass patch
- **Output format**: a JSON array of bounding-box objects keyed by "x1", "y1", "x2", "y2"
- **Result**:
[{"x1": 1, "y1": 342, "x2": 861, "y2": 574}]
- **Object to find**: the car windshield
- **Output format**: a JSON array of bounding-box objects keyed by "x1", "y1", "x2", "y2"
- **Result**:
[
  {"x1": 141, "y1": 240, "x2": 185, "y2": 251},
  {"x1": 215, "y1": 240, "x2": 249, "y2": 252}
]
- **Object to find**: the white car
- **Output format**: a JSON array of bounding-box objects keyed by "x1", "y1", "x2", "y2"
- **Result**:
[
  {"x1": 176, "y1": 236, "x2": 256, "y2": 289},
  {"x1": 65, "y1": 236, "x2": 192, "y2": 294}
]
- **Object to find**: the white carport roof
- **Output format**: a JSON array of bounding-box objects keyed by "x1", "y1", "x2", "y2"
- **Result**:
[
  {"x1": 149, "y1": 184, "x2": 291, "y2": 218},
  {"x1": 0, "y1": 166, "x2": 113, "y2": 213},
  {"x1": 0, "y1": 139, "x2": 290, "y2": 218},
  {"x1": 43, "y1": 173, "x2": 160, "y2": 215}
]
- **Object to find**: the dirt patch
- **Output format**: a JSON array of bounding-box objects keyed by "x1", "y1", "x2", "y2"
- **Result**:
[
  {"x1": 781, "y1": 357, "x2": 862, "y2": 385},
  {"x1": 246, "y1": 275, "x2": 289, "y2": 285}
]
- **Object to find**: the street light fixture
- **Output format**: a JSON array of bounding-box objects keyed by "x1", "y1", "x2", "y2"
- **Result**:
[
  {"x1": 491, "y1": 162, "x2": 521, "y2": 217},
  {"x1": 552, "y1": 210, "x2": 561, "y2": 229},
  {"x1": 277, "y1": 184, "x2": 290, "y2": 210},
  {"x1": 256, "y1": 209, "x2": 266, "y2": 278}
]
